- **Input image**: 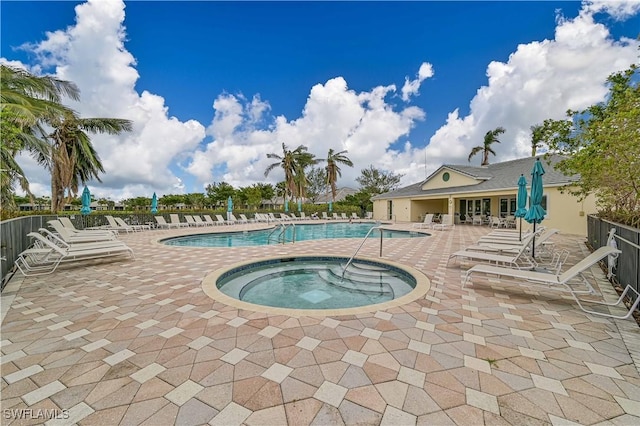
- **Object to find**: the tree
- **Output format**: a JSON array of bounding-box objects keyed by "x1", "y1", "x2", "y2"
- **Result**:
[
  {"x1": 44, "y1": 112, "x2": 133, "y2": 212},
  {"x1": 264, "y1": 143, "x2": 314, "y2": 205},
  {"x1": 293, "y1": 149, "x2": 320, "y2": 201},
  {"x1": 306, "y1": 167, "x2": 327, "y2": 203},
  {"x1": 529, "y1": 124, "x2": 545, "y2": 157},
  {"x1": 205, "y1": 182, "x2": 236, "y2": 207},
  {"x1": 541, "y1": 64, "x2": 639, "y2": 227},
  {"x1": 468, "y1": 127, "x2": 505, "y2": 165},
  {"x1": 325, "y1": 149, "x2": 353, "y2": 202},
  {"x1": 356, "y1": 165, "x2": 404, "y2": 195},
  {"x1": 0, "y1": 65, "x2": 79, "y2": 210}
]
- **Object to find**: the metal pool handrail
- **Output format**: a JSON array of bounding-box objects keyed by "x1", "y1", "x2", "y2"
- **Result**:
[
  {"x1": 267, "y1": 222, "x2": 296, "y2": 244},
  {"x1": 342, "y1": 226, "x2": 383, "y2": 278}
]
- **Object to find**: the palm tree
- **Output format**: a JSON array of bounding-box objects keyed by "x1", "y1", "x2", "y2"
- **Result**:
[
  {"x1": 264, "y1": 143, "x2": 314, "y2": 206},
  {"x1": 530, "y1": 124, "x2": 544, "y2": 156},
  {"x1": 43, "y1": 112, "x2": 133, "y2": 212},
  {"x1": 293, "y1": 150, "x2": 320, "y2": 201},
  {"x1": 325, "y1": 149, "x2": 354, "y2": 202},
  {"x1": 0, "y1": 65, "x2": 79, "y2": 209},
  {"x1": 468, "y1": 127, "x2": 505, "y2": 166}
]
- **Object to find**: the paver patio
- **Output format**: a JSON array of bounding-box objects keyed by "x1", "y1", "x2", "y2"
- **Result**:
[{"x1": 1, "y1": 222, "x2": 639, "y2": 425}]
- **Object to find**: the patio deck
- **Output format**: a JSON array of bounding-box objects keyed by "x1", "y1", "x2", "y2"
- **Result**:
[{"x1": 1, "y1": 223, "x2": 639, "y2": 425}]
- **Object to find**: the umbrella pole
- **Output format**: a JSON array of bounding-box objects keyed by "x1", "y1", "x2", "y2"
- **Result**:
[
  {"x1": 519, "y1": 218, "x2": 522, "y2": 242},
  {"x1": 531, "y1": 222, "x2": 536, "y2": 259}
]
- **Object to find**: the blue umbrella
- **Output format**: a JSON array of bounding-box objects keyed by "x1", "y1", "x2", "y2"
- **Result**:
[
  {"x1": 514, "y1": 174, "x2": 528, "y2": 241},
  {"x1": 524, "y1": 158, "x2": 546, "y2": 258},
  {"x1": 80, "y1": 186, "x2": 92, "y2": 215},
  {"x1": 328, "y1": 201, "x2": 333, "y2": 212},
  {"x1": 227, "y1": 196, "x2": 233, "y2": 221},
  {"x1": 284, "y1": 199, "x2": 289, "y2": 212},
  {"x1": 151, "y1": 192, "x2": 158, "y2": 214},
  {"x1": 297, "y1": 199, "x2": 302, "y2": 213}
]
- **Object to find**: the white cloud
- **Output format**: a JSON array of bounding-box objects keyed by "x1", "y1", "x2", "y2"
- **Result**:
[
  {"x1": 409, "y1": 2, "x2": 639, "y2": 186},
  {"x1": 401, "y1": 62, "x2": 434, "y2": 101},
  {"x1": 13, "y1": 0, "x2": 205, "y2": 201},
  {"x1": 187, "y1": 77, "x2": 425, "y2": 189}
]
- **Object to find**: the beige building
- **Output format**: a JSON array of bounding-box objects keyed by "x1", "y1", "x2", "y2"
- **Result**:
[{"x1": 371, "y1": 155, "x2": 596, "y2": 236}]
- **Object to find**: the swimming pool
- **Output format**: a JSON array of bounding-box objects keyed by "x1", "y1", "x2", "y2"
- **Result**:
[
  {"x1": 202, "y1": 255, "x2": 431, "y2": 314},
  {"x1": 162, "y1": 222, "x2": 427, "y2": 247}
]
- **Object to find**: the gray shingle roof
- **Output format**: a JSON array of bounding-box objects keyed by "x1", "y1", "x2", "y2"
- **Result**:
[{"x1": 373, "y1": 154, "x2": 577, "y2": 200}]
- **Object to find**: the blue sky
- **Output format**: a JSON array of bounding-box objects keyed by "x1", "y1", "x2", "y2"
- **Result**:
[{"x1": 2, "y1": 1, "x2": 639, "y2": 201}]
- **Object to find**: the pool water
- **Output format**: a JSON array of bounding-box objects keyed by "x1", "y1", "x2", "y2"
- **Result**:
[
  {"x1": 163, "y1": 222, "x2": 426, "y2": 248},
  {"x1": 216, "y1": 257, "x2": 416, "y2": 309}
]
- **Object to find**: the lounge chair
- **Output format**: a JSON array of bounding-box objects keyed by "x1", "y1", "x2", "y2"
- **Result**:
[
  {"x1": 432, "y1": 214, "x2": 455, "y2": 231},
  {"x1": 365, "y1": 212, "x2": 373, "y2": 219},
  {"x1": 467, "y1": 229, "x2": 557, "y2": 254},
  {"x1": 183, "y1": 215, "x2": 200, "y2": 227},
  {"x1": 462, "y1": 246, "x2": 638, "y2": 319},
  {"x1": 448, "y1": 235, "x2": 534, "y2": 269},
  {"x1": 47, "y1": 220, "x2": 117, "y2": 243},
  {"x1": 202, "y1": 215, "x2": 217, "y2": 226},
  {"x1": 333, "y1": 213, "x2": 340, "y2": 220},
  {"x1": 170, "y1": 214, "x2": 188, "y2": 228},
  {"x1": 103, "y1": 215, "x2": 134, "y2": 233},
  {"x1": 215, "y1": 214, "x2": 231, "y2": 225},
  {"x1": 413, "y1": 214, "x2": 434, "y2": 229},
  {"x1": 16, "y1": 232, "x2": 134, "y2": 276},
  {"x1": 57, "y1": 217, "x2": 118, "y2": 237},
  {"x1": 351, "y1": 212, "x2": 360, "y2": 220},
  {"x1": 232, "y1": 214, "x2": 247, "y2": 224},
  {"x1": 239, "y1": 214, "x2": 253, "y2": 223},
  {"x1": 322, "y1": 212, "x2": 330, "y2": 220},
  {"x1": 299, "y1": 212, "x2": 308, "y2": 220},
  {"x1": 155, "y1": 216, "x2": 180, "y2": 229},
  {"x1": 114, "y1": 217, "x2": 150, "y2": 232},
  {"x1": 341, "y1": 213, "x2": 348, "y2": 220},
  {"x1": 192, "y1": 215, "x2": 208, "y2": 226},
  {"x1": 279, "y1": 213, "x2": 291, "y2": 221}
]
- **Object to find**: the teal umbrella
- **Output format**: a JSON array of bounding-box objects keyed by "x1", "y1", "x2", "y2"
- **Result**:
[
  {"x1": 80, "y1": 186, "x2": 92, "y2": 215},
  {"x1": 297, "y1": 199, "x2": 302, "y2": 212},
  {"x1": 227, "y1": 196, "x2": 233, "y2": 221},
  {"x1": 328, "y1": 201, "x2": 333, "y2": 212},
  {"x1": 524, "y1": 158, "x2": 546, "y2": 258},
  {"x1": 514, "y1": 174, "x2": 528, "y2": 241},
  {"x1": 284, "y1": 199, "x2": 289, "y2": 212},
  {"x1": 151, "y1": 192, "x2": 158, "y2": 214}
]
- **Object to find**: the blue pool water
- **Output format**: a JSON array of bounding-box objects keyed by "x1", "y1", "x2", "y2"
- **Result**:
[
  {"x1": 216, "y1": 257, "x2": 417, "y2": 309},
  {"x1": 163, "y1": 222, "x2": 427, "y2": 248}
]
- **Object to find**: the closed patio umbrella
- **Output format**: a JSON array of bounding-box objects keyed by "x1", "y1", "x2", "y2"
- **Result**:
[
  {"x1": 298, "y1": 199, "x2": 302, "y2": 213},
  {"x1": 524, "y1": 158, "x2": 546, "y2": 258},
  {"x1": 227, "y1": 196, "x2": 233, "y2": 221},
  {"x1": 80, "y1": 186, "x2": 92, "y2": 216},
  {"x1": 151, "y1": 192, "x2": 158, "y2": 214},
  {"x1": 284, "y1": 199, "x2": 289, "y2": 212},
  {"x1": 514, "y1": 174, "x2": 528, "y2": 241},
  {"x1": 328, "y1": 201, "x2": 332, "y2": 212}
]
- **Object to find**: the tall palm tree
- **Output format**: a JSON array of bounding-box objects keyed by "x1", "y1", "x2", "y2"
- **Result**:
[
  {"x1": 43, "y1": 112, "x2": 133, "y2": 212},
  {"x1": 530, "y1": 124, "x2": 544, "y2": 156},
  {"x1": 468, "y1": 127, "x2": 505, "y2": 166},
  {"x1": 264, "y1": 143, "x2": 315, "y2": 206},
  {"x1": 325, "y1": 149, "x2": 353, "y2": 202},
  {"x1": 293, "y1": 149, "x2": 320, "y2": 201},
  {"x1": 1, "y1": 65, "x2": 79, "y2": 209}
]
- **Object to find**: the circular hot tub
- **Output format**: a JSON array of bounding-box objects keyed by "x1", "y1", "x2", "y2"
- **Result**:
[{"x1": 202, "y1": 255, "x2": 430, "y2": 316}]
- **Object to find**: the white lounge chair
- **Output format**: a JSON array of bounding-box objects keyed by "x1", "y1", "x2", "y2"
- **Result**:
[
  {"x1": 466, "y1": 229, "x2": 557, "y2": 254},
  {"x1": 170, "y1": 214, "x2": 188, "y2": 228},
  {"x1": 155, "y1": 216, "x2": 180, "y2": 229},
  {"x1": 413, "y1": 214, "x2": 434, "y2": 229},
  {"x1": 241, "y1": 214, "x2": 255, "y2": 223},
  {"x1": 234, "y1": 214, "x2": 248, "y2": 224},
  {"x1": 203, "y1": 215, "x2": 217, "y2": 226},
  {"x1": 16, "y1": 232, "x2": 134, "y2": 276},
  {"x1": 341, "y1": 213, "x2": 348, "y2": 220},
  {"x1": 104, "y1": 215, "x2": 134, "y2": 233},
  {"x1": 57, "y1": 217, "x2": 118, "y2": 238},
  {"x1": 215, "y1": 214, "x2": 230, "y2": 225},
  {"x1": 47, "y1": 220, "x2": 117, "y2": 243},
  {"x1": 192, "y1": 215, "x2": 208, "y2": 226},
  {"x1": 333, "y1": 213, "x2": 340, "y2": 220},
  {"x1": 432, "y1": 214, "x2": 455, "y2": 231},
  {"x1": 462, "y1": 246, "x2": 638, "y2": 319},
  {"x1": 322, "y1": 212, "x2": 330, "y2": 220},
  {"x1": 183, "y1": 215, "x2": 199, "y2": 227},
  {"x1": 114, "y1": 217, "x2": 150, "y2": 232},
  {"x1": 351, "y1": 212, "x2": 360, "y2": 220},
  {"x1": 448, "y1": 236, "x2": 534, "y2": 269}
]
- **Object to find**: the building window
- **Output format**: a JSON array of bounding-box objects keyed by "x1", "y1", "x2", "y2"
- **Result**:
[{"x1": 442, "y1": 172, "x2": 450, "y2": 182}]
